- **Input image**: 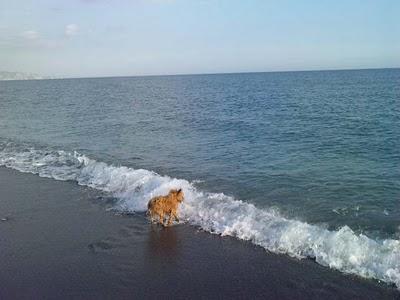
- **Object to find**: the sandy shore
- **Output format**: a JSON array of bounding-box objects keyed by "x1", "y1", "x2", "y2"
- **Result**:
[{"x1": 0, "y1": 167, "x2": 398, "y2": 299}]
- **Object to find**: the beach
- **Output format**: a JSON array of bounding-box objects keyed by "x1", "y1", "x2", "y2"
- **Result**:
[
  {"x1": 1, "y1": 167, "x2": 398, "y2": 299},
  {"x1": 2, "y1": 0, "x2": 399, "y2": 297}
]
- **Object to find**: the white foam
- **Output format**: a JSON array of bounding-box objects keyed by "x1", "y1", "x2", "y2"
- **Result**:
[{"x1": 0, "y1": 143, "x2": 399, "y2": 288}]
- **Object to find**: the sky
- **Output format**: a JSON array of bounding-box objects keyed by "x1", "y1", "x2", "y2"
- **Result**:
[{"x1": 0, "y1": 0, "x2": 399, "y2": 78}]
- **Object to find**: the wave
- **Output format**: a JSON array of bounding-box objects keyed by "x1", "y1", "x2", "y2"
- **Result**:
[{"x1": 0, "y1": 141, "x2": 399, "y2": 288}]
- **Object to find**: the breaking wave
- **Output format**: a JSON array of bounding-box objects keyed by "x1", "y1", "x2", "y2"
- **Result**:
[{"x1": 0, "y1": 141, "x2": 399, "y2": 288}]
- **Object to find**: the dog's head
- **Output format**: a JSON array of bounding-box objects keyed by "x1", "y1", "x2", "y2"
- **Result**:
[{"x1": 170, "y1": 188, "x2": 184, "y2": 202}]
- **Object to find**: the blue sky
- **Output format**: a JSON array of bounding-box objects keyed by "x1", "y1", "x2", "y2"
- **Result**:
[{"x1": 0, "y1": 0, "x2": 399, "y2": 77}]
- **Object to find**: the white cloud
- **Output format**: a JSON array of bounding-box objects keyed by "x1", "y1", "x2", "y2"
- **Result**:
[
  {"x1": 21, "y1": 30, "x2": 39, "y2": 40},
  {"x1": 65, "y1": 24, "x2": 79, "y2": 37}
]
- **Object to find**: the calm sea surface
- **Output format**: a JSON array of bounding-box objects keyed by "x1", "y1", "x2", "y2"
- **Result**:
[{"x1": 0, "y1": 69, "x2": 399, "y2": 239}]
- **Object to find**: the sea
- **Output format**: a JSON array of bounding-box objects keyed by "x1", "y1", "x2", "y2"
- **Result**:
[{"x1": 0, "y1": 68, "x2": 399, "y2": 288}]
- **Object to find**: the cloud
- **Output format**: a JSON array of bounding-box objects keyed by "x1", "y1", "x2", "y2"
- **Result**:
[
  {"x1": 21, "y1": 30, "x2": 39, "y2": 40},
  {"x1": 65, "y1": 24, "x2": 79, "y2": 37}
]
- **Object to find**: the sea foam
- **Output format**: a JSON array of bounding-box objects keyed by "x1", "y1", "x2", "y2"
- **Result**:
[{"x1": 0, "y1": 142, "x2": 399, "y2": 288}]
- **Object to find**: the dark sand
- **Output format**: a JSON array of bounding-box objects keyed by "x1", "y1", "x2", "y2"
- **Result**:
[{"x1": 0, "y1": 167, "x2": 398, "y2": 299}]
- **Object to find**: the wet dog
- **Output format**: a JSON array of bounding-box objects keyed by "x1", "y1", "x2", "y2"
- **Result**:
[{"x1": 147, "y1": 189, "x2": 184, "y2": 226}]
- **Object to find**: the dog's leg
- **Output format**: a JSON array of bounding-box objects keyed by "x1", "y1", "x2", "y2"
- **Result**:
[
  {"x1": 159, "y1": 212, "x2": 166, "y2": 226},
  {"x1": 172, "y1": 211, "x2": 179, "y2": 223},
  {"x1": 150, "y1": 211, "x2": 159, "y2": 224},
  {"x1": 166, "y1": 212, "x2": 174, "y2": 226},
  {"x1": 148, "y1": 210, "x2": 155, "y2": 223},
  {"x1": 165, "y1": 215, "x2": 172, "y2": 227},
  {"x1": 169, "y1": 208, "x2": 179, "y2": 223}
]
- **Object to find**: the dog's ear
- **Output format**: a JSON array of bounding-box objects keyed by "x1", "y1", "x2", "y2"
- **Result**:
[{"x1": 177, "y1": 189, "x2": 182, "y2": 194}]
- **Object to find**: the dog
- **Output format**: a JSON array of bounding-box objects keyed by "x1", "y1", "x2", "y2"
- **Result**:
[{"x1": 147, "y1": 189, "x2": 184, "y2": 227}]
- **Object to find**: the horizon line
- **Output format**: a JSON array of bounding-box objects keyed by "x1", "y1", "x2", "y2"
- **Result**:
[{"x1": 2, "y1": 66, "x2": 399, "y2": 81}]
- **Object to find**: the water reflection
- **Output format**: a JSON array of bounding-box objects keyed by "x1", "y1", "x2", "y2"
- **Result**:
[{"x1": 146, "y1": 224, "x2": 180, "y2": 260}]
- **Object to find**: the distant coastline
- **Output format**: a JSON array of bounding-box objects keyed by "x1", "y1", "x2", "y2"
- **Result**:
[{"x1": 0, "y1": 71, "x2": 51, "y2": 81}]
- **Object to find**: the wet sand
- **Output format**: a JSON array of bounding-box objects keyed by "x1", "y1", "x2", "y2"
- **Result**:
[{"x1": 0, "y1": 167, "x2": 398, "y2": 299}]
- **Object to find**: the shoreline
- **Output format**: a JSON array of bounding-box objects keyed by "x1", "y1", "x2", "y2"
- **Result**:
[{"x1": 0, "y1": 166, "x2": 398, "y2": 299}]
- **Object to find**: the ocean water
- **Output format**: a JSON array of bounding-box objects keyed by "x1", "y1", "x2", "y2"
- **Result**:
[{"x1": 0, "y1": 69, "x2": 399, "y2": 287}]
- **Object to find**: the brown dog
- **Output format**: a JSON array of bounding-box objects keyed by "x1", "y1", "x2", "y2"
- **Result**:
[{"x1": 147, "y1": 189, "x2": 184, "y2": 226}]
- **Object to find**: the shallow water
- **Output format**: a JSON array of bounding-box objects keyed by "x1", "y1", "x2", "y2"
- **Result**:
[
  {"x1": 0, "y1": 69, "x2": 399, "y2": 287},
  {"x1": 1, "y1": 168, "x2": 397, "y2": 299}
]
